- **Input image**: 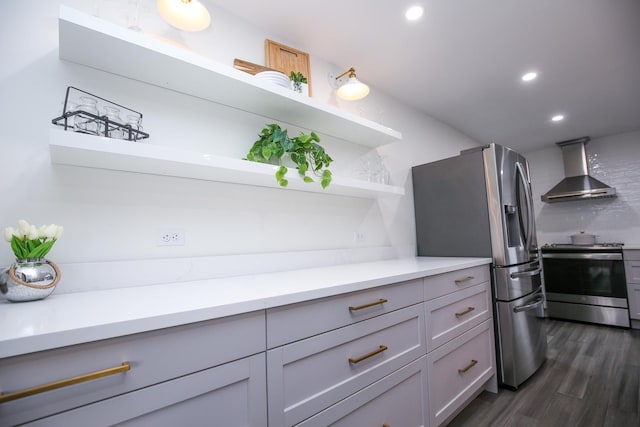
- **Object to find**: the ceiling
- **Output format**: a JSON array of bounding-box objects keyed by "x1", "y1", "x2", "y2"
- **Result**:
[{"x1": 207, "y1": 0, "x2": 640, "y2": 152}]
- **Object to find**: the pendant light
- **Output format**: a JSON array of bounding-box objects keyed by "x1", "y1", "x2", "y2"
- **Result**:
[{"x1": 157, "y1": 0, "x2": 211, "y2": 32}]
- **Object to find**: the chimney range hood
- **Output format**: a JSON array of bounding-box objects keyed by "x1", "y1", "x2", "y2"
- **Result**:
[{"x1": 541, "y1": 137, "x2": 616, "y2": 203}]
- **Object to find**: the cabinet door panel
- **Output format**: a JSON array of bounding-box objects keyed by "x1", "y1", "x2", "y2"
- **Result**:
[
  {"x1": 296, "y1": 356, "x2": 427, "y2": 427},
  {"x1": 267, "y1": 279, "x2": 423, "y2": 348},
  {"x1": 427, "y1": 320, "x2": 495, "y2": 427},
  {"x1": 0, "y1": 311, "x2": 265, "y2": 426},
  {"x1": 625, "y1": 259, "x2": 640, "y2": 282},
  {"x1": 25, "y1": 354, "x2": 267, "y2": 427},
  {"x1": 627, "y1": 283, "x2": 640, "y2": 320},
  {"x1": 424, "y1": 265, "x2": 490, "y2": 300},
  {"x1": 425, "y1": 281, "x2": 491, "y2": 351}
]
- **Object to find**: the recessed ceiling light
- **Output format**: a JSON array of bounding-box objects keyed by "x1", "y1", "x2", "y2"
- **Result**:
[
  {"x1": 405, "y1": 6, "x2": 424, "y2": 21},
  {"x1": 551, "y1": 115, "x2": 565, "y2": 122},
  {"x1": 521, "y1": 72, "x2": 537, "y2": 82}
]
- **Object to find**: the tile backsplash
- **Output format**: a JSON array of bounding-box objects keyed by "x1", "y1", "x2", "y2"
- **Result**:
[{"x1": 526, "y1": 130, "x2": 640, "y2": 246}]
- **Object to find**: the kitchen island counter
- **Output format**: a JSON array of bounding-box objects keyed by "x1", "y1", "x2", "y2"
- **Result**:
[{"x1": 0, "y1": 256, "x2": 490, "y2": 358}]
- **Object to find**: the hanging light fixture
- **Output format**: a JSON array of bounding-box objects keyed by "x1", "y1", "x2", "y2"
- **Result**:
[
  {"x1": 331, "y1": 67, "x2": 370, "y2": 101},
  {"x1": 157, "y1": 0, "x2": 211, "y2": 32}
]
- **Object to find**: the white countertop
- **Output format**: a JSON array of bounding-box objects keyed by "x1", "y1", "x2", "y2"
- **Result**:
[{"x1": 0, "y1": 257, "x2": 490, "y2": 358}]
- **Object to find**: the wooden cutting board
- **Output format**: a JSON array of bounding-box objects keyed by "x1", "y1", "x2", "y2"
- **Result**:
[
  {"x1": 233, "y1": 58, "x2": 280, "y2": 75},
  {"x1": 265, "y1": 39, "x2": 312, "y2": 96}
]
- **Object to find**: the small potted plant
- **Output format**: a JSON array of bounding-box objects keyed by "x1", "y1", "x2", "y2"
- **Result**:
[
  {"x1": 245, "y1": 123, "x2": 333, "y2": 188},
  {"x1": 289, "y1": 71, "x2": 308, "y2": 94},
  {"x1": 1, "y1": 220, "x2": 64, "y2": 301}
]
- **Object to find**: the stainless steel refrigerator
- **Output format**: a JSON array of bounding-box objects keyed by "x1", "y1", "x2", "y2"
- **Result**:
[{"x1": 412, "y1": 143, "x2": 547, "y2": 389}]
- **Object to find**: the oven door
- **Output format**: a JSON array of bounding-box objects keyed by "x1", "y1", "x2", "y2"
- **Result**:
[{"x1": 542, "y1": 252, "x2": 627, "y2": 301}]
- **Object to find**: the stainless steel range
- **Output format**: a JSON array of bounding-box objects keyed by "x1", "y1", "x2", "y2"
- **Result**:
[{"x1": 541, "y1": 243, "x2": 630, "y2": 327}]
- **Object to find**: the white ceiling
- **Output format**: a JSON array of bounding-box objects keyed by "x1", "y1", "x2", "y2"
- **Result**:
[{"x1": 207, "y1": 0, "x2": 640, "y2": 152}]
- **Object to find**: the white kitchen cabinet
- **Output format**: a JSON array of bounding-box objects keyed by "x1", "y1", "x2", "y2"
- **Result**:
[
  {"x1": 0, "y1": 311, "x2": 266, "y2": 426},
  {"x1": 295, "y1": 356, "x2": 428, "y2": 427},
  {"x1": 426, "y1": 320, "x2": 495, "y2": 427},
  {"x1": 1, "y1": 259, "x2": 494, "y2": 427},
  {"x1": 624, "y1": 249, "x2": 640, "y2": 328},
  {"x1": 23, "y1": 353, "x2": 267, "y2": 427},
  {"x1": 267, "y1": 304, "x2": 425, "y2": 426},
  {"x1": 424, "y1": 265, "x2": 496, "y2": 427},
  {"x1": 58, "y1": 6, "x2": 402, "y2": 148}
]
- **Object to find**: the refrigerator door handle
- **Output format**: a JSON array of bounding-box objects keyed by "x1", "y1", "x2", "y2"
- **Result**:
[
  {"x1": 510, "y1": 266, "x2": 542, "y2": 279},
  {"x1": 513, "y1": 294, "x2": 545, "y2": 313},
  {"x1": 515, "y1": 162, "x2": 534, "y2": 252}
]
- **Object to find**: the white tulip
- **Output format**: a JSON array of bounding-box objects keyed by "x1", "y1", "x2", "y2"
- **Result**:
[
  {"x1": 3, "y1": 227, "x2": 15, "y2": 242},
  {"x1": 38, "y1": 225, "x2": 48, "y2": 239},
  {"x1": 43, "y1": 224, "x2": 58, "y2": 239},
  {"x1": 27, "y1": 224, "x2": 39, "y2": 240},
  {"x1": 17, "y1": 219, "x2": 31, "y2": 238},
  {"x1": 54, "y1": 226, "x2": 64, "y2": 240}
]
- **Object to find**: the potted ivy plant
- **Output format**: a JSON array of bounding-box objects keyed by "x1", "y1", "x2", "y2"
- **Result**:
[
  {"x1": 289, "y1": 71, "x2": 308, "y2": 94},
  {"x1": 245, "y1": 123, "x2": 333, "y2": 188}
]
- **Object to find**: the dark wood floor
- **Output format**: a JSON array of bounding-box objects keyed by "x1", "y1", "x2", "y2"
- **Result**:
[{"x1": 449, "y1": 319, "x2": 640, "y2": 427}]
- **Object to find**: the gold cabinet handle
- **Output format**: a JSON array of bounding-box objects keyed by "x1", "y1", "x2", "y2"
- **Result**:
[
  {"x1": 348, "y1": 298, "x2": 388, "y2": 311},
  {"x1": 349, "y1": 345, "x2": 388, "y2": 364},
  {"x1": 0, "y1": 362, "x2": 131, "y2": 404},
  {"x1": 458, "y1": 359, "x2": 478, "y2": 374},
  {"x1": 454, "y1": 276, "x2": 474, "y2": 284},
  {"x1": 455, "y1": 306, "x2": 475, "y2": 318},
  {"x1": 383, "y1": 424, "x2": 390, "y2": 427}
]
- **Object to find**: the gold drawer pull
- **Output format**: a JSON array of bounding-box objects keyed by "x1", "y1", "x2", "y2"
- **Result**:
[
  {"x1": 349, "y1": 345, "x2": 388, "y2": 364},
  {"x1": 383, "y1": 424, "x2": 390, "y2": 427},
  {"x1": 454, "y1": 276, "x2": 474, "y2": 284},
  {"x1": 0, "y1": 362, "x2": 131, "y2": 404},
  {"x1": 455, "y1": 306, "x2": 475, "y2": 318},
  {"x1": 349, "y1": 298, "x2": 388, "y2": 311},
  {"x1": 458, "y1": 359, "x2": 478, "y2": 374}
]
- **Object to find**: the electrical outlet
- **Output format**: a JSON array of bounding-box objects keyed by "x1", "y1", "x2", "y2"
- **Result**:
[
  {"x1": 156, "y1": 229, "x2": 185, "y2": 246},
  {"x1": 354, "y1": 231, "x2": 366, "y2": 242}
]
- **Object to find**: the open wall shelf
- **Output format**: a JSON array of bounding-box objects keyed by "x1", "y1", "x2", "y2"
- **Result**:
[
  {"x1": 49, "y1": 129, "x2": 405, "y2": 199},
  {"x1": 58, "y1": 6, "x2": 402, "y2": 148}
]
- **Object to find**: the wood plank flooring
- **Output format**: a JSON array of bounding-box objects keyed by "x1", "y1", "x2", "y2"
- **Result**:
[{"x1": 449, "y1": 319, "x2": 640, "y2": 427}]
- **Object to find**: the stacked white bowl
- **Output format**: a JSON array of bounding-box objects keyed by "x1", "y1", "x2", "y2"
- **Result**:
[{"x1": 255, "y1": 71, "x2": 290, "y2": 88}]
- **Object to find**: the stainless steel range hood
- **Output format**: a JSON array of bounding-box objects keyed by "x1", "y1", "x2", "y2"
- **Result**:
[{"x1": 541, "y1": 137, "x2": 616, "y2": 203}]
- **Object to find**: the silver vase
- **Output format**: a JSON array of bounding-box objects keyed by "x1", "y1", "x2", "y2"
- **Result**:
[{"x1": 0, "y1": 259, "x2": 60, "y2": 302}]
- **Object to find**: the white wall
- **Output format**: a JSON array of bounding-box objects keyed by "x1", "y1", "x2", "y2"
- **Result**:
[
  {"x1": 526, "y1": 130, "x2": 640, "y2": 245},
  {"x1": 0, "y1": 1, "x2": 479, "y2": 274}
]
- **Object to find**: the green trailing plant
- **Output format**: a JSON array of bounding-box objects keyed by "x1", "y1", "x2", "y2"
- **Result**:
[
  {"x1": 245, "y1": 123, "x2": 333, "y2": 189},
  {"x1": 289, "y1": 71, "x2": 308, "y2": 93},
  {"x1": 289, "y1": 71, "x2": 308, "y2": 84}
]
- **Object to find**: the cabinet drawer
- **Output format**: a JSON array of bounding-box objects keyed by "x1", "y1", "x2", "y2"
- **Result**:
[
  {"x1": 427, "y1": 319, "x2": 495, "y2": 427},
  {"x1": 625, "y1": 260, "x2": 640, "y2": 283},
  {"x1": 267, "y1": 304, "x2": 425, "y2": 427},
  {"x1": 628, "y1": 283, "x2": 640, "y2": 320},
  {"x1": 0, "y1": 311, "x2": 265, "y2": 427},
  {"x1": 425, "y1": 282, "x2": 492, "y2": 352},
  {"x1": 624, "y1": 250, "x2": 640, "y2": 261},
  {"x1": 24, "y1": 353, "x2": 267, "y2": 427},
  {"x1": 296, "y1": 356, "x2": 427, "y2": 427},
  {"x1": 267, "y1": 278, "x2": 423, "y2": 348},
  {"x1": 424, "y1": 265, "x2": 490, "y2": 301}
]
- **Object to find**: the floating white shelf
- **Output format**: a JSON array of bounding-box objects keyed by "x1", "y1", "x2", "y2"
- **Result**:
[
  {"x1": 49, "y1": 129, "x2": 405, "y2": 199},
  {"x1": 58, "y1": 6, "x2": 402, "y2": 147}
]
